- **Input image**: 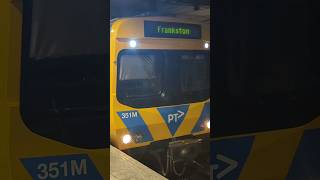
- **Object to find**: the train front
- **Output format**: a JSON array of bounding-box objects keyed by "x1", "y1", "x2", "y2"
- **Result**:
[{"x1": 110, "y1": 17, "x2": 210, "y2": 177}]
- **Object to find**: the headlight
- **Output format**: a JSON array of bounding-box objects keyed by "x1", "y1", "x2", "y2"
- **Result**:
[
  {"x1": 204, "y1": 42, "x2": 210, "y2": 49},
  {"x1": 122, "y1": 134, "x2": 132, "y2": 144},
  {"x1": 206, "y1": 120, "x2": 210, "y2": 129}
]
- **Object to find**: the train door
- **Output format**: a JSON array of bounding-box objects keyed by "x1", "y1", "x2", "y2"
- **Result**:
[
  {"x1": 2, "y1": 0, "x2": 109, "y2": 179},
  {"x1": 212, "y1": 0, "x2": 320, "y2": 179}
]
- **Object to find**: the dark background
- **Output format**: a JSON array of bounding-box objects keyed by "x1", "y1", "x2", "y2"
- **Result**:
[
  {"x1": 111, "y1": 0, "x2": 210, "y2": 23},
  {"x1": 212, "y1": 0, "x2": 320, "y2": 137}
]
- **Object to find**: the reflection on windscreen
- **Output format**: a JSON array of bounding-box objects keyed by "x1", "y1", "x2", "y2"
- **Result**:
[
  {"x1": 117, "y1": 50, "x2": 210, "y2": 108},
  {"x1": 119, "y1": 55, "x2": 157, "y2": 80},
  {"x1": 180, "y1": 54, "x2": 209, "y2": 93}
]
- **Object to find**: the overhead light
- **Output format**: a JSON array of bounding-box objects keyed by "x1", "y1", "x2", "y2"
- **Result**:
[
  {"x1": 129, "y1": 40, "x2": 137, "y2": 48},
  {"x1": 122, "y1": 134, "x2": 132, "y2": 144}
]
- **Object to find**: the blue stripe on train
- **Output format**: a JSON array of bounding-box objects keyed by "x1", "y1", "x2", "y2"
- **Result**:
[
  {"x1": 286, "y1": 128, "x2": 320, "y2": 180},
  {"x1": 192, "y1": 102, "x2": 210, "y2": 133},
  {"x1": 117, "y1": 111, "x2": 153, "y2": 143}
]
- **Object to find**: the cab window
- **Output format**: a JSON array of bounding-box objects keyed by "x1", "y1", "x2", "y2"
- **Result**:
[
  {"x1": 118, "y1": 52, "x2": 163, "y2": 99},
  {"x1": 180, "y1": 54, "x2": 210, "y2": 93},
  {"x1": 117, "y1": 50, "x2": 210, "y2": 108}
]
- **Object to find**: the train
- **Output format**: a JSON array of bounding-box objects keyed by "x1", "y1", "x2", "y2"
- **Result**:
[{"x1": 110, "y1": 17, "x2": 211, "y2": 177}]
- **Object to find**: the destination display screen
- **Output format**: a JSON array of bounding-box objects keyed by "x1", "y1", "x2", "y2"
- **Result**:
[{"x1": 144, "y1": 21, "x2": 201, "y2": 39}]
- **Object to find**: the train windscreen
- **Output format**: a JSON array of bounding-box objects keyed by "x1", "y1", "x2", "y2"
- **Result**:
[{"x1": 117, "y1": 50, "x2": 210, "y2": 108}]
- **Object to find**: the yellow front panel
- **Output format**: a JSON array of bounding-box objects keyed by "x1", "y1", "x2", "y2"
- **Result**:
[
  {"x1": 239, "y1": 129, "x2": 303, "y2": 180},
  {"x1": 139, "y1": 108, "x2": 172, "y2": 140},
  {"x1": 112, "y1": 100, "x2": 209, "y2": 150},
  {"x1": 175, "y1": 103, "x2": 205, "y2": 137}
]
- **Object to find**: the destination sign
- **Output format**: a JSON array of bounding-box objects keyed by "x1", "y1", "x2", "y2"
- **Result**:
[{"x1": 144, "y1": 21, "x2": 201, "y2": 39}]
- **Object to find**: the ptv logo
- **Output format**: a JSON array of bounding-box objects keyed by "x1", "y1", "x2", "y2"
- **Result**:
[
  {"x1": 168, "y1": 110, "x2": 185, "y2": 124},
  {"x1": 157, "y1": 105, "x2": 189, "y2": 136}
]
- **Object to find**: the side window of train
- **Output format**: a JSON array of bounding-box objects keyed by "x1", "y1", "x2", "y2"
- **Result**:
[
  {"x1": 213, "y1": 0, "x2": 320, "y2": 137},
  {"x1": 20, "y1": 0, "x2": 108, "y2": 148}
]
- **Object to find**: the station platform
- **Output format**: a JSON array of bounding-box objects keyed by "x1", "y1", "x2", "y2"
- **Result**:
[{"x1": 110, "y1": 145, "x2": 168, "y2": 180}]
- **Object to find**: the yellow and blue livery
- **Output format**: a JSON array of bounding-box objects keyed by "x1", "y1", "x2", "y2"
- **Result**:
[{"x1": 110, "y1": 17, "x2": 211, "y2": 151}]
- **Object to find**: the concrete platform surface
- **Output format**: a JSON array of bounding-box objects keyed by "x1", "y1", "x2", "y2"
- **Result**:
[{"x1": 110, "y1": 145, "x2": 168, "y2": 180}]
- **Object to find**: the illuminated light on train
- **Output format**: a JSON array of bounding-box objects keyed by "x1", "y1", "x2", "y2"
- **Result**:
[
  {"x1": 122, "y1": 134, "x2": 132, "y2": 144},
  {"x1": 206, "y1": 120, "x2": 210, "y2": 129},
  {"x1": 129, "y1": 40, "x2": 137, "y2": 48},
  {"x1": 204, "y1": 42, "x2": 209, "y2": 49}
]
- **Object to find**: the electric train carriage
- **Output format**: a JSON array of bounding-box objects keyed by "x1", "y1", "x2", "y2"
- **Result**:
[
  {"x1": 1, "y1": 0, "x2": 109, "y2": 179},
  {"x1": 110, "y1": 17, "x2": 211, "y2": 177}
]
